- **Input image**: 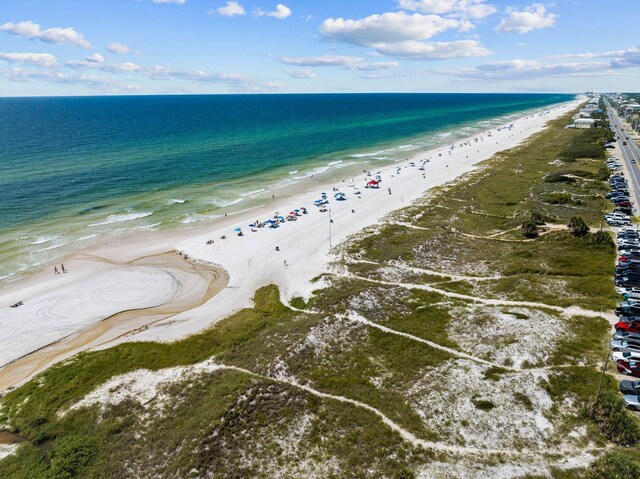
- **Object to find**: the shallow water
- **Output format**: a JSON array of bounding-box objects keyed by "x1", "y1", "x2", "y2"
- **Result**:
[{"x1": 0, "y1": 93, "x2": 574, "y2": 282}]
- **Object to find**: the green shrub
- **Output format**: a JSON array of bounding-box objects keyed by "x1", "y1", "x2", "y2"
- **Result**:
[
  {"x1": 585, "y1": 452, "x2": 640, "y2": 479},
  {"x1": 597, "y1": 164, "x2": 610, "y2": 181},
  {"x1": 472, "y1": 399, "x2": 495, "y2": 411},
  {"x1": 49, "y1": 435, "x2": 96, "y2": 479},
  {"x1": 568, "y1": 216, "x2": 589, "y2": 237},
  {"x1": 521, "y1": 220, "x2": 539, "y2": 238},
  {"x1": 590, "y1": 231, "x2": 614, "y2": 247},
  {"x1": 545, "y1": 193, "x2": 583, "y2": 205},
  {"x1": 584, "y1": 391, "x2": 640, "y2": 446},
  {"x1": 544, "y1": 173, "x2": 576, "y2": 183}
]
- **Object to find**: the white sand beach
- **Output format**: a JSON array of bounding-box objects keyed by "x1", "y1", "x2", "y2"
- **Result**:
[{"x1": 0, "y1": 99, "x2": 582, "y2": 391}]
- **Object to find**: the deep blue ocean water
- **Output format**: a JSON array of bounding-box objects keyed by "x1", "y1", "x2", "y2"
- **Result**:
[{"x1": 0, "y1": 93, "x2": 573, "y2": 280}]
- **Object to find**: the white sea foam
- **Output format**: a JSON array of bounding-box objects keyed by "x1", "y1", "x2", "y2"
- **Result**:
[
  {"x1": 33, "y1": 242, "x2": 68, "y2": 254},
  {"x1": 27, "y1": 235, "x2": 59, "y2": 245},
  {"x1": 239, "y1": 189, "x2": 266, "y2": 197},
  {"x1": 210, "y1": 198, "x2": 244, "y2": 208},
  {"x1": 288, "y1": 170, "x2": 298, "y2": 175},
  {"x1": 181, "y1": 213, "x2": 222, "y2": 224},
  {"x1": 438, "y1": 132, "x2": 452, "y2": 138},
  {"x1": 327, "y1": 160, "x2": 343, "y2": 166},
  {"x1": 73, "y1": 234, "x2": 98, "y2": 243},
  {"x1": 169, "y1": 199, "x2": 186, "y2": 205},
  {"x1": 88, "y1": 211, "x2": 153, "y2": 227},
  {"x1": 374, "y1": 156, "x2": 389, "y2": 160},
  {"x1": 398, "y1": 144, "x2": 414, "y2": 149},
  {"x1": 351, "y1": 150, "x2": 384, "y2": 158}
]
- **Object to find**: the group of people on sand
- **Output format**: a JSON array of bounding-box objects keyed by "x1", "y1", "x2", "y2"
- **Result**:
[{"x1": 53, "y1": 263, "x2": 67, "y2": 275}]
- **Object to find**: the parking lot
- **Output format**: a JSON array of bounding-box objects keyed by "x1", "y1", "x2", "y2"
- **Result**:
[{"x1": 605, "y1": 123, "x2": 640, "y2": 411}]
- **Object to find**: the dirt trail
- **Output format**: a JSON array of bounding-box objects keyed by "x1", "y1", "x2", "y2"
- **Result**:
[{"x1": 339, "y1": 273, "x2": 617, "y2": 323}]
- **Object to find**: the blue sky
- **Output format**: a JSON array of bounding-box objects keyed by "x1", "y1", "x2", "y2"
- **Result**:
[{"x1": 0, "y1": 0, "x2": 639, "y2": 95}]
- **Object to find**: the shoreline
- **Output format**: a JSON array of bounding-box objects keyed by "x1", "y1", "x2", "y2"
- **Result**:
[
  {"x1": 0, "y1": 98, "x2": 574, "y2": 287},
  {"x1": 0, "y1": 98, "x2": 583, "y2": 392}
]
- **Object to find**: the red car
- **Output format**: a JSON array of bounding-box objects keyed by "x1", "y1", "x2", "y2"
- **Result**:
[
  {"x1": 617, "y1": 359, "x2": 640, "y2": 377},
  {"x1": 616, "y1": 321, "x2": 640, "y2": 333}
]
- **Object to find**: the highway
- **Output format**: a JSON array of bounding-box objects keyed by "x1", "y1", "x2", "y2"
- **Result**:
[{"x1": 606, "y1": 101, "x2": 640, "y2": 212}]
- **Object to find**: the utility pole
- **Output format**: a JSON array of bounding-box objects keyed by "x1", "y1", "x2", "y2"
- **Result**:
[{"x1": 596, "y1": 352, "x2": 610, "y2": 403}]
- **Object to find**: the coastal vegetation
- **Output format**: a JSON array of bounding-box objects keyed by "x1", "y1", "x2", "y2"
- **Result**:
[{"x1": 1, "y1": 108, "x2": 637, "y2": 477}]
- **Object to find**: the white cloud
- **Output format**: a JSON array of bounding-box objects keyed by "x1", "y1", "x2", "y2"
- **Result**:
[
  {"x1": 280, "y1": 55, "x2": 399, "y2": 70},
  {"x1": 0, "y1": 20, "x2": 91, "y2": 48},
  {"x1": 320, "y1": 12, "x2": 459, "y2": 46},
  {"x1": 0, "y1": 52, "x2": 58, "y2": 68},
  {"x1": 495, "y1": 3, "x2": 557, "y2": 34},
  {"x1": 267, "y1": 4, "x2": 292, "y2": 19},
  {"x1": 285, "y1": 69, "x2": 317, "y2": 79},
  {"x1": 376, "y1": 40, "x2": 489, "y2": 60},
  {"x1": 319, "y1": 11, "x2": 490, "y2": 61},
  {"x1": 437, "y1": 46, "x2": 640, "y2": 82},
  {"x1": 107, "y1": 42, "x2": 131, "y2": 54},
  {"x1": 86, "y1": 53, "x2": 105, "y2": 63},
  {"x1": 280, "y1": 55, "x2": 364, "y2": 67},
  {"x1": 398, "y1": 0, "x2": 497, "y2": 19},
  {"x1": 153, "y1": 0, "x2": 187, "y2": 4},
  {"x1": 64, "y1": 58, "x2": 282, "y2": 92},
  {"x1": 216, "y1": 1, "x2": 246, "y2": 17},
  {"x1": 440, "y1": 59, "x2": 611, "y2": 81}
]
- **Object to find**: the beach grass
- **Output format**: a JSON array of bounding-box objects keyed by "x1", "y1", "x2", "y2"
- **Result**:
[{"x1": 0, "y1": 107, "x2": 633, "y2": 477}]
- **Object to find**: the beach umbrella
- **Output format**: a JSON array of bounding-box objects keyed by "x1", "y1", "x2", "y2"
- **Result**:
[
  {"x1": 294, "y1": 209, "x2": 300, "y2": 212},
  {"x1": 234, "y1": 227, "x2": 242, "y2": 232},
  {"x1": 248, "y1": 223, "x2": 255, "y2": 228}
]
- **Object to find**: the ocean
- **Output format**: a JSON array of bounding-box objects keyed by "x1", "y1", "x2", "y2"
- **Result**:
[{"x1": 0, "y1": 93, "x2": 574, "y2": 282}]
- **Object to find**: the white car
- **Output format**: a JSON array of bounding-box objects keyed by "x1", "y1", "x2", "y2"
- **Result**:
[
  {"x1": 612, "y1": 340, "x2": 640, "y2": 353},
  {"x1": 624, "y1": 395, "x2": 640, "y2": 411},
  {"x1": 614, "y1": 351, "x2": 640, "y2": 362}
]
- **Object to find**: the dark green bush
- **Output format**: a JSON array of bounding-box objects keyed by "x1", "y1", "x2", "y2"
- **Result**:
[
  {"x1": 568, "y1": 216, "x2": 590, "y2": 237},
  {"x1": 49, "y1": 435, "x2": 96, "y2": 479},
  {"x1": 544, "y1": 173, "x2": 576, "y2": 183},
  {"x1": 521, "y1": 220, "x2": 539, "y2": 238},
  {"x1": 585, "y1": 452, "x2": 640, "y2": 479},
  {"x1": 590, "y1": 231, "x2": 614, "y2": 247},
  {"x1": 584, "y1": 391, "x2": 640, "y2": 446}
]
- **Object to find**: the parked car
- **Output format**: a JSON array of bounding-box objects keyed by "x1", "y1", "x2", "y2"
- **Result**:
[
  {"x1": 617, "y1": 358, "x2": 640, "y2": 377},
  {"x1": 624, "y1": 395, "x2": 640, "y2": 411},
  {"x1": 613, "y1": 331, "x2": 640, "y2": 342},
  {"x1": 616, "y1": 321, "x2": 640, "y2": 333},
  {"x1": 614, "y1": 352, "x2": 640, "y2": 364},
  {"x1": 611, "y1": 340, "x2": 640, "y2": 353},
  {"x1": 620, "y1": 379, "x2": 640, "y2": 395}
]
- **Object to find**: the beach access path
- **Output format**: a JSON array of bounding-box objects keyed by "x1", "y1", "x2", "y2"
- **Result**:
[{"x1": 0, "y1": 99, "x2": 582, "y2": 392}]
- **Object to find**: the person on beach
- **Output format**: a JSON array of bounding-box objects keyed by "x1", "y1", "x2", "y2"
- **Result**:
[
  {"x1": 388, "y1": 187, "x2": 392, "y2": 195},
  {"x1": 284, "y1": 260, "x2": 288, "y2": 267},
  {"x1": 61, "y1": 263, "x2": 66, "y2": 273},
  {"x1": 54, "y1": 266, "x2": 60, "y2": 275}
]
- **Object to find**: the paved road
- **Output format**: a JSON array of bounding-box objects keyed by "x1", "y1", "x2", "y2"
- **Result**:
[{"x1": 606, "y1": 102, "x2": 640, "y2": 211}]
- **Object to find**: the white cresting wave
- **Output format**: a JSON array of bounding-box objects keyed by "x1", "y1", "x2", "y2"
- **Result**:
[{"x1": 88, "y1": 211, "x2": 154, "y2": 227}]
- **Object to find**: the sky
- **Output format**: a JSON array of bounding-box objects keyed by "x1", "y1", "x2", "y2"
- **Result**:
[{"x1": 0, "y1": 0, "x2": 639, "y2": 96}]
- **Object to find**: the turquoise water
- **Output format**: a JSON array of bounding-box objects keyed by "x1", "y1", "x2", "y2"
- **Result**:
[{"x1": 0, "y1": 93, "x2": 573, "y2": 281}]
